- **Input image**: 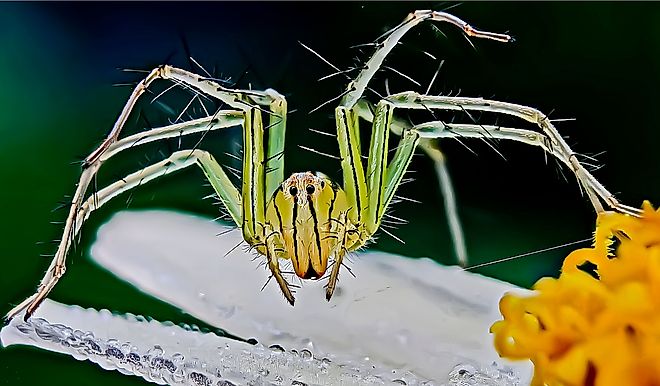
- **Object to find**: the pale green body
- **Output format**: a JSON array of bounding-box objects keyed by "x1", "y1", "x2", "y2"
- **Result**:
[{"x1": 12, "y1": 11, "x2": 628, "y2": 319}]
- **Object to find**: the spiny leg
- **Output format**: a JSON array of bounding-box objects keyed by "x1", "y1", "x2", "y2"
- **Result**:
[
  {"x1": 382, "y1": 92, "x2": 641, "y2": 216},
  {"x1": 422, "y1": 144, "x2": 467, "y2": 266},
  {"x1": 6, "y1": 114, "x2": 246, "y2": 321},
  {"x1": 87, "y1": 66, "x2": 286, "y2": 222},
  {"x1": 325, "y1": 104, "x2": 373, "y2": 299},
  {"x1": 239, "y1": 100, "x2": 293, "y2": 303},
  {"x1": 86, "y1": 65, "x2": 285, "y2": 166},
  {"x1": 394, "y1": 121, "x2": 615, "y2": 215},
  {"x1": 150, "y1": 68, "x2": 291, "y2": 296},
  {"x1": 340, "y1": 10, "x2": 511, "y2": 109},
  {"x1": 156, "y1": 67, "x2": 288, "y2": 198},
  {"x1": 8, "y1": 64, "x2": 289, "y2": 320},
  {"x1": 363, "y1": 100, "x2": 394, "y2": 236},
  {"x1": 325, "y1": 214, "x2": 353, "y2": 301},
  {"x1": 334, "y1": 6, "x2": 512, "y2": 235},
  {"x1": 83, "y1": 150, "x2": 241, "y2": 234},
  {"x1": 241, "y1": 106, "x2": 265, "y2": 244},
  {"x1": 327, "y1": 100, "x2": 397, "y2": 299},
  {"x1": 261, "y1": 91, "x2": 288, "y2": 199},
  {"x1": 353, "y1": 99, "x2": 468, "y2": 266},
  {"x1": 359, "y1": 100, "x2": 454, "y2": 253},
  {"x1": 263, "y1": 230, "x2": 295, "y2": 304},
  {"x1": 103, "y1": 113, "x2": 243, "y2": 162},
  {"x1": 335, "y1": 107, "x2": 367, "y2": 227},
  {"x1": 8, "y1": 149, "x2": 240, "y2": 320},
  {"x1": 347, "y1": 93, "x2": 641, "y2": 268},
  {"x1": 331, "y1": 10, "x2": 510, "y2": 264}
]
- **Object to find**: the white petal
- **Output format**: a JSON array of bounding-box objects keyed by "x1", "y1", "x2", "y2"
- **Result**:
[{"x1": 2, "y1": 210, "x2": 532, "y2": 385}]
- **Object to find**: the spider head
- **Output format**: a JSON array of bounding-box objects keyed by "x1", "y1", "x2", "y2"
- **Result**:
[
  {"x1": 282, "y1": 172, "x2": 325, "y2": 206},
  {"x1": 266, "y1": 172, "x2": 351, "y2": 280}
]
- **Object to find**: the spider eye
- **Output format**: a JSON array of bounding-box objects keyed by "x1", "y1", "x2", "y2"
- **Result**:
[
  {"x1": 306, "y1": 185, "x2": 315, "y2": 194},
  {"x1": 289, "y1": 186, "x2": 298, "y2": 196}
]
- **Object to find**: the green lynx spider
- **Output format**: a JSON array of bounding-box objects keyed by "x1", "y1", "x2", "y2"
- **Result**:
[{"x1": 7, "y1": 10, "x2": 640, "y2": 321}]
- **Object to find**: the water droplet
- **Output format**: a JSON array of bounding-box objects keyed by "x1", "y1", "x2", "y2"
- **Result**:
[
  {"x1": 189, "y1": 372, "x2": 212, "y2": 386},
  {"x1": 148, "y1": 345, "x2": 164, "y2": 357},
  {"x1": 105, "y1": 346, "x2": 124, "y2": 360},
  {"x1": 126, "y1": 352, "x2": 141, "y2": 366}
]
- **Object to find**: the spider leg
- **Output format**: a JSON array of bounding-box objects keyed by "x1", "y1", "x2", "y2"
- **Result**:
[
  {"x1": 363, "y1": 100, "x2": 394, "y2": 236},
  {"x1": 85, "y1": 66, "x2": 284, "y2": 166},
  {"x1": 7, "y1": 148, "x2": 240, "y2": 321},
  {"x1": 382, "y1": 92, "x2": 640, "y2": 216},
  {"x1": 7, "y1": 65, "x2": 291, "y2": 321},
  {"x1": 335, "y1": 107, "x2": 368, "y2": 226},
  {"x1": 339, "y1": 10, "x2": 511, "y2": 109},
  {"x1": 423, "y1": 145, "x2": 467, "y2": 266},
  {"x1": 7, "y1": 115, "x2": 244, "y2": 322},
  {"x1": 160, "y1": 67, "x2": 287, "y2": 198},
  {"x1": 262, "y1": 92, "x2": 288, "y2": 199},
  {"x1": 353, "y1": 99, "x2": 468, "y2": 265},
  {"x1": 264, "y1": 230, "x2": 295, "y2": 305},
  {"x1": 326, "y1": 101, "x2": 399, "y2": 299},
  {"x1": 329, "y1": 105, "x2": 367, "y2": 300},
  {"x1": 325, "y1": 211, "x2": 352, "y2": 301},
  {"x1": 154, "y1": 67, "x2": 283, "y2": 246},
  {"x1": 241, "y1": 107, "x2": 265, "y2": 244},
  {"x1": 163, "y1": 68, "x2": 290, "y2": 296},
  {"x1": 103, "y1": 113, "x2": 242, "y2": 162},
  {"x1": 325, "y1": 11, "x2": 509, "y2": 290},
  {"x1": 236, "y1": 99, "x2": 292, "y2": 304}
]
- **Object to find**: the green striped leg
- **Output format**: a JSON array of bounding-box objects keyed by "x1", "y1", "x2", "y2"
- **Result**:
[
  {"x1": 339, "y1": 10, "x2": 511, "y2": 110},
  {"x1": 257, "y1": 90, "x2": 288, "y2": 199},
  {"x1": 84, "y1": 64, "x2": 287, "y2": 200},
  {"x1": 6, "y1": 114, "x2": 247, "y2": 321},
  {"x1": 84, "y1": 64, "x2": 287, "y2": 253},
  {"x1": 235, "y1": 91, "x2": 288, "y2": 245},
  {"x1": 328, "y1": 106, "x2": 367, "y2": 299},
  {"x1": 240, "y1": 100, "x2": 298, "y2": 303},
  {"x1": 29, "y1": 150, "x2": 238, "y2": 320},
  {"x1": 335, "y1": 107, "x2": 367, "y2": 227},
  {"x1": 160, "y1": 67, "x2": 287, "y2": 199},
  {"x1": 241, "y1": 106, "x2": 266, "y2": 245},
  {"x1": 327, "y1": 101, "x2": 397, "y2": 299},
  {"x1": 354, "y1": 90, "x2": 641, "y2": 269},
  {"x1": 353, "y1": 99, "x2": 468, "y2": 266},
  {"x1": 8, "y1": 64, "x2": 289, "y2": 321},
  {"x1": 363, "y1": 100, "x2": 394, "y2": 236},
  {"x1": 330, "y1": 9, "x2": 511, "y2": 264},
  {"x1": 263, "y1": 229, "x2": 295, "y2": 304},
  {"x1": 356, "y1": 99, "x2": 458, "y2": 247},
  {"x1": 383, "y1": 91, "x2": 641, "y2": 217},
  {"x1": 83, "y1": 149, "x2": 241, "y2": 232}
]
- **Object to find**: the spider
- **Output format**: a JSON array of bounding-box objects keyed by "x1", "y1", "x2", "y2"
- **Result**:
[{"x1": 6, "y1": 10, "x2": 639, "y2": 322}]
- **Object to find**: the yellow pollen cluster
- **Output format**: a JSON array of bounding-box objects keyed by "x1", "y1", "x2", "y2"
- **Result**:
[{"x1": 490, "y1": 201, "x2": 660, "y2": 386}]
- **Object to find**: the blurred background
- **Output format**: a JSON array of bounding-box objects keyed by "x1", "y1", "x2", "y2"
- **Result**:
[{"x1": 2, "y1": 2, "x2": 660, "y2": 385}]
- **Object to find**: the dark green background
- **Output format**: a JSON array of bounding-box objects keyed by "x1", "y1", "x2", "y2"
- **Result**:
[{"x1": 2, "y1": 2, "x2": 660, "y2": 385}]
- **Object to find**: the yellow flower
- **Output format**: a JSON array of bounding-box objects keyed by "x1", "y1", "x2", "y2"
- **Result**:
[{"x1": 491, "y1": 201, "x2": 660, "y2": 386}]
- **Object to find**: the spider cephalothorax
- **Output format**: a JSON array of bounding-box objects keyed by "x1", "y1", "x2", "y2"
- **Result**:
[
  {"x1": 7, "y1": 10, "x2": 638, "y2": 321},
  {"x1": 259, "y1": 172, "x2": 361, "y2": 303}
]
